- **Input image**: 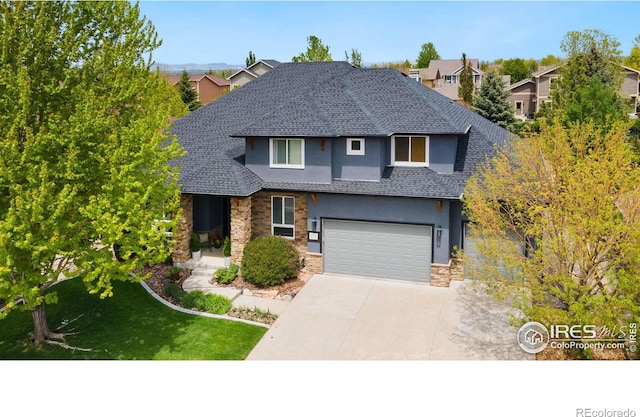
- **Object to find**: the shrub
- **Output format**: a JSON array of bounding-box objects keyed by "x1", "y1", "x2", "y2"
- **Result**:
[
  {"x1": 165, "y1": 266, "x2": 182, "y2": 281},
  {"x1": 182, "y1": 290, "x2": 232, "y2": 314},
  {"x1": 189, "y1": 233, "x2": 200, "y2": 252},
  {"x1": 222, "y1": 236, "x2": 231, "y2": 257},
  {"x1": 165, "y1": 283, "x2": 185, "y2": 301},
  {"x1": 215, "y1": 263, "x2": 239, "y2": 285},
  {"x1": 241, "y1": 236, "x2": 299, "y2": 287}
]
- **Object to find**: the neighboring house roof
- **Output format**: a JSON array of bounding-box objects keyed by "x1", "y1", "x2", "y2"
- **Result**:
[
  {"x1": 425, "y1": 59, "x2": 481, "y2": 80},
  {"x1": 227, "y1": 59, "x2": 281, "y2": 81},
  {"x1": 165, "y1": 74, "x2": 230, "y2": 87},
  {"x1": 171, "y1": 61, "x2": 510, "y2": 198},
  {"x1": 248, "y1": 59, "x2": 281, "y2": 70},
  {"x1": 506, "y1": 77, "x2": 535, "y2": 91},
  {"x1": 532, "y1": 65, "x2": 560, "y2": 77},
  {"x1": 226, "y1": 68, "x2": 258, "y2": 81}
]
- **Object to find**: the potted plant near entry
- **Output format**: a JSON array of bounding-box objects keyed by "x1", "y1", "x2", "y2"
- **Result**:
[
  {"x1": 222, "y1": 236, "x2": 231, "y2": 266},
  {"x1": 212, "y1": 232, "x2": 222, "y2": 249},
  {"x1": 190, "y1": 232, "x2": 201, "y2": 261}
]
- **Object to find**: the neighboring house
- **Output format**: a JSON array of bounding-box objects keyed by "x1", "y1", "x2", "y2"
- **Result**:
[
  {"x1": 506, "y1": 64, "x2": 640, "y2": 120},
  {"x1": 170, "y1": 62, "x2": 510, "y2": 284},
  {"x1": 414, "y1": 58, "x2": 484, "y2": 102},
  {"x1": 165, "y1": 74, "x2": 230, "y2": 105},
  {"x1": 227, "y1": 59, "x2": 281, "y2": 89}
]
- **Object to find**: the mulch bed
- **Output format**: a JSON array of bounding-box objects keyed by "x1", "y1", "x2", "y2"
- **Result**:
[
  {"x1": 209, "y1": 274, "x2": 306, "y2": 299},
  {"x1": 139, "y1": 263, "x2": 191, "y2": 305}
]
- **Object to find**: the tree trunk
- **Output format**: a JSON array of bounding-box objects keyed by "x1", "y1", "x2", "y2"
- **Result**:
[{"x1": 31, "y1": 303, "x2": 51, "y2": 344}]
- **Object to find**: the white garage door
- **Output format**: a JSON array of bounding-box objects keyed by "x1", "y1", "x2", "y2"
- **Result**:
[{"x1": 323, "y1": 219, "x2": 432, "y2": 282}]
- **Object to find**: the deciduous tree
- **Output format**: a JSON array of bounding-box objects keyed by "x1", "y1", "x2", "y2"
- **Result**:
[
  {"x1": 292, "y1": 35, "x2": 332, "y2": 62},
  {"x1": 415, "y1": 42, "x2": 440, "y2": 68},
  {"x1": 345, "y1": 48, "x2": 362, "y2": 68},
  {"x1": 463, "y1": 119, "x2": 640, "y2": 358},
  {"x1": 245, "y1": 50, "x2": 256, "y2": 67},
  {"x1": 500, "y1": 57, "x2": 538, "y2": 84},
  {"x1": 0, "y1": 1, "x2": 185, "y2": 345},
  {"x1": 539, "y1": 54, "x2": 563, "y2": 66}
]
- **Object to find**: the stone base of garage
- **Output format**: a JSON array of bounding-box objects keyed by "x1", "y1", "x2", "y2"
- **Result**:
[{"x1": 429, "y1": 259, "x2": 463, "y2": 287}]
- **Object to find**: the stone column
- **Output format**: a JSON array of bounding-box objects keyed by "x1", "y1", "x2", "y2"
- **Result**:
[
  {"x1": 172, "y1": 194, "x2": 193, "y2": 263},
  {"x1": 231, "y1": 196, "x2": 252, "y2": 264}
]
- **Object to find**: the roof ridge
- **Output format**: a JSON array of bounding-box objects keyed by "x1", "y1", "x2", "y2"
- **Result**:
[{"x1": 342, "y1": 74, "x2": 390, "y2": 135}]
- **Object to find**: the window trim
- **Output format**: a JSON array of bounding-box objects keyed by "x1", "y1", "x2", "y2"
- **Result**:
[
  {"x1": 269, "y1": 138, "x2": 305, "y2": 169},
  {"x1": 271, "y1": 196, "x2": 295, "y2": 239},
  {"x1": 346, "y1": 138, "x2": 365, "y2": 156},
  {"x1": 391, "y1": 135, "x2": 429, "y2": 167}
]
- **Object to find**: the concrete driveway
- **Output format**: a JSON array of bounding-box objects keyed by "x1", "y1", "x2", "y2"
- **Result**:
[{"x1": 247, "y1": 274, "x2": 533, "y2": 360}]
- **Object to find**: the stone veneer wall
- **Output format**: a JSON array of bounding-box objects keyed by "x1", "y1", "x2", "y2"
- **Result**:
[
  {"x1": 304, "y1": 252, "x2": 323, "y2": 274},
  {"x1": 250, "y1": 191, "x2": 308, "y2": 258},
  {"x1": 429, "y1": 259, "x2": 464, "y2": 287},
  {"x1": 230, "y1": 196, "x2": 252, "y2": 264},
  {"x1": 172, "y1": 194, "x2": 193, "y2": 263}
]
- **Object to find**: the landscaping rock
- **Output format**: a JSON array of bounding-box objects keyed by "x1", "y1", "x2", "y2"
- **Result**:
[
  {"x1": 281, "y1": 293, "x2": 294, "y2": 302},
  {"x1": 242, "y1": 288, "x2": 253, "y2": 296}
]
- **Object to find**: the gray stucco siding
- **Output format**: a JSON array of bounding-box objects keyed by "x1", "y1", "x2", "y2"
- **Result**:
[
  {"x1": 306, "y1": 193, "x2": 453, "y2": 264},
  {"x1": 245, "y1": 137, "x2": 332, "y2": 183},
  {"x1": 429, "y1": 135, "x2": 458, "y2": 173},
  {"x1": 331, "y1": 137, "x2": 385, "y2": 180}
]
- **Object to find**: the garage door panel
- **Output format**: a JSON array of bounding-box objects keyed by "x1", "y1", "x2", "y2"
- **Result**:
[{"x1": 323, "y1": 219, "x2": 431, "y2": 282}]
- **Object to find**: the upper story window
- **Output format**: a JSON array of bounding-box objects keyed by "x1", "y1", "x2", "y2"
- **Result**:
[
  {"x1": 270, "y1": 138, "x2": 305, "y2": 169},
  {"x1": 445, "y1": 75, "x2": 457, "y2": 84},
  {"x1": 392, "y1": 136, "x2": 429, "y2": 166},
  {"x1": 346, "y1": 138, "x2": 365, "y2": 156}
]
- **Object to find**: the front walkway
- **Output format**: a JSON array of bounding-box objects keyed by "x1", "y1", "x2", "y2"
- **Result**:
[
  {"x1": 180, "y1": 254, "x2": 291, "y2": 315},
  {"x1": 247, "y1": 274, "x2": 533, "y2": 360}
]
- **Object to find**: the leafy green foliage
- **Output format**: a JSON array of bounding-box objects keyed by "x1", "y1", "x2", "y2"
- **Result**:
[
  {"x1": 222, "y1": 236, "x2": 231, "y2": 257},
  {"x1": 215, "y1": 264, "x2": 239, "y2": 285},
  {"x1": 0, "y1": 1, "x2": 185, "y2": 342},
  {"x1": 415, "y1": 42, "x2": 440, "y2": 68},
  {"x1": 189, "y1": 233, "x2": 201, "y2": 253},
  {"x1": 463, "y1": 120, "x2": 640, "y2": 357},
  {"x1": 164, "y1": 282, "x2": 185, "y2": 301},
  {"x1": 563, "y1": 76, "x2": 627, "y2": 128},
  {"x1": 241, "y1": 236, "x2": 299, "y2": 287},
  {"x1": 458, "y1": 53, "x2": 475, "y2": 105},
  {"x1": 345, "y1": 48, "x2": 362, "y2": 68},
  {"x1": 472, "y1": 71, "x2": 515, "y2": 130},
  {"x1": 245, "y1": 50, "x2": 256, "y2": 67},
  {"x1": 500, "y1": 58, "x2": 538, "y2": 84},
  {"x1": 177, "y1": 69, "x2": 201, "y2": 111},
  {"x1": 165, "y1": 267, "x2": 182, "y2": 281},
  {"x1": 182, "y1": 290, "x2": 232, "y2": 315},
  {"x1": 292, "y1": 35, "x2": 332, "y2": 62},
  {"x1": 539, "y1": 54, "x2": 563, "y2": 66}
]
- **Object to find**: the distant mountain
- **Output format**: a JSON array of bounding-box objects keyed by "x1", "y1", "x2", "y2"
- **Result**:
[{"x1": 155, "y1": 62, "x2": 242, "y2": 74}]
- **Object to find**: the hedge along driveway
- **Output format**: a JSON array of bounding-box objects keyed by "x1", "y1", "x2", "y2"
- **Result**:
[{"x1": 0, "y1": 279, "x2": 267, "y2": 359}]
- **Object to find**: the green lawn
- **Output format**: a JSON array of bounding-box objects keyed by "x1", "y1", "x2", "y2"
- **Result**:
[{"x1": 0, "y1": 278, "x2": 267, "y2": 359}]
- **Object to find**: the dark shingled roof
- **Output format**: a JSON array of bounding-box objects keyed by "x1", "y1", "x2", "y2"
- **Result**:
[{"x1": 170, "y1": 61, "x2": 510, "y2": 198}]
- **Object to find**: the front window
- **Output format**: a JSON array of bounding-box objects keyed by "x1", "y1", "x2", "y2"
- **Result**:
[
  {"x1": 272, "y1": 196, "x2": 295, "y2": 238},
  {"x1": 392, "y1": 136, "x2": 428, "y2": 166},
  {"x1": 270, "y1": 138, "x2": 304, "y2": 168}
]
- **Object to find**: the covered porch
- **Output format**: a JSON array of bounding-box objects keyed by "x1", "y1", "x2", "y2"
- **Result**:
[{"x1": 172, "y1": 194, "x2": 231, "y2": 263}]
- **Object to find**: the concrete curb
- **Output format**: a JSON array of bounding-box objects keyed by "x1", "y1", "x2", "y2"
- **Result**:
[{"x1": 138, "y1": 281, "x2": 270, "y2": 329}]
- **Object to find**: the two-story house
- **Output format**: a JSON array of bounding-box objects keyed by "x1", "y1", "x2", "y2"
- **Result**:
[
  {"x1": 226, "y1": 59, "x2": 281, "y2": 89},
  {"x1": 417, "y1": 58, "x2": 484, "y2": 102},
  {"x1": 165, "y1": 73, "x2": 230, "y2": 105},
  {"x1": 507, "y1": 64, "x2": 640, "y2": 120},
  {"x1": 170, "y1": 62, "x2": 510, "y2": 284}
]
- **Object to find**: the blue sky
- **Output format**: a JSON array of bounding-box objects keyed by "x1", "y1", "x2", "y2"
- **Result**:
[{"x1": 137, "y1": 1, "x2": 640, "y2": 66}]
